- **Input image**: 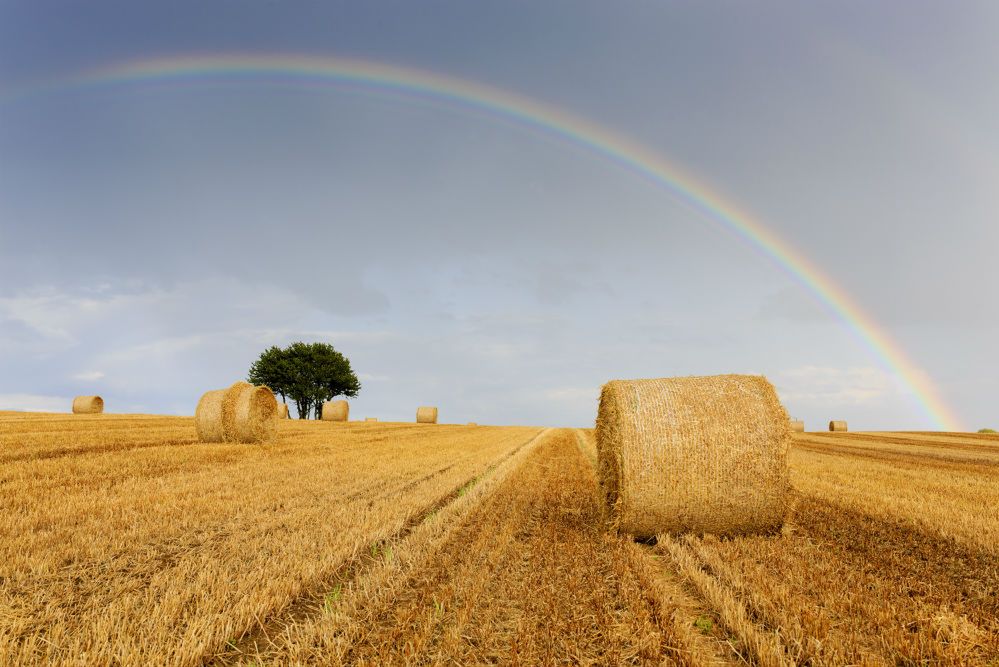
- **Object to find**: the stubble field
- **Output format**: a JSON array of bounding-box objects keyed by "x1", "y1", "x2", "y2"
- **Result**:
[{"x1": 1, "y1": 412, "x2": 996, "y2": 666}]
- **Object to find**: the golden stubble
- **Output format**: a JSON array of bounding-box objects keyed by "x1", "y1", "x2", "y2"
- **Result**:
[
  {"x1": 0, "y1": 413, "x2": 540, "y2": 666},
  {"x1": 1, "y1": 412, "x2": 995, "y2": 666}
]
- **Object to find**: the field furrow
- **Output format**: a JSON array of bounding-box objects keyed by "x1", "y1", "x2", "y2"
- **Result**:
[
  {"x1": 242, "y1": 428, "x2": 735, "y2": 666},
  {"x1": 670, "y1": 494, "x2": 999, "y2": 666},
  {"x1": 0, "y1": 416, "x2": 541, "y2": 666},
  {"x1": 2, "y1": 415, "x2": 996, "y2": 666},
  {"x1": 879, "y1": 431, "x2": 999, "y2": 446},
  {"x1": 790, "y1": 438, "x2": 999, "y2": 554},
  {"x1": 794, "y1": 438, "x2": 999, "y2": 470},
  {"x1": 798, "y1": 432, "x2": 999, "y2": 464}
]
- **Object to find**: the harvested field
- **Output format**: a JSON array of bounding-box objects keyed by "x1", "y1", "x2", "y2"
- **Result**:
[
  {"x1": 1, "y1": 413, "x2": 996, "y2": 666},
  {"x1": 0, "y1": 412, "x2": 540, "y2": 665},
  {"x1": 651, "y1": 429, "x2": 999, "y2": 665},
  {"x1": 234, "y1": 429, "x2": 730, "y2": 666}
]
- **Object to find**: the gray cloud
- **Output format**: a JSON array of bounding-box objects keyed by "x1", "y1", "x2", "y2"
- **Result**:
[{"x1": 1, "y1": 1, "x2": 997, "y2": 429}]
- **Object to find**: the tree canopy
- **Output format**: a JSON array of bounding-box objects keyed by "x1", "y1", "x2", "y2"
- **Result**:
[{"x1": 248, "y1": 342, "x2": 360, "y2": 419}]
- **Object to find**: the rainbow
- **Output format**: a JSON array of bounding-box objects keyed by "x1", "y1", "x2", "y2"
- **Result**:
[{"x1": 1, "y1": 54, "x2": 962, "y2": 430}]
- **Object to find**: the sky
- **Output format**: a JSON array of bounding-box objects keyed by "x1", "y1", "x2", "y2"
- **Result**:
[{"x1": 1, "y1": 2, "x2": 997, "y2": 429}]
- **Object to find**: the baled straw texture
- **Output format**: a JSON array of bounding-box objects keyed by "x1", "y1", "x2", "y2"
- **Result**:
[
  {"x1": 195, "y1": 390, "x2": 227, "y2": 442},
  {"x1": 790, "y1": 420, "x2": 805, "y2": 432},
  {"x1": 195, "y1": 381, "x2": 278, "y2": 444},
  {"x1": 416, "y1": 406, "x2": 439, "y2": 424},
  {"x1": 595, "y1": 374, "x2": 791, "y2": 539},
  {"x1": 71, "y1": 395, "x2": 104, "y2": 414},
  {"x1": 829, "y1": 420, "x2": 848, "y2": 432},
  {"x1": 277, "y1": 403, "x2": 289, "y2": 419},
  {"x1": 321, "y1": 400, "x2": 349, "y2": 422},
  {"x1": 224, "y1": 382, "x2": 278, "y2": 443}
]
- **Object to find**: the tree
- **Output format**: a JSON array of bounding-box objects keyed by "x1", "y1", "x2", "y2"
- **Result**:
[
  {"x1": 248, "y1": 342, "x2": 361, "y2": 419},
  {"x1": 248, "y1": 346, "x2": 292, "y2": 405}
]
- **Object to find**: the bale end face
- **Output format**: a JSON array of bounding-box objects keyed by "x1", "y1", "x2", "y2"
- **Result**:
[
  {"x1": 195, "y1": 389, "x2": 227, "y2": 442},
  {"x1": 72, "y1": 395, "x2": 104, "y2": 414},
  {"x1": 416, "y1": 406, "x2": 438, "y2": 424},
  {"x1": 595, "y1": 374, "x2": 791, "y2": 539}
]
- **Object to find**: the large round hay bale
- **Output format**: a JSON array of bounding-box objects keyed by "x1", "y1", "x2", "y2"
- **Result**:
[
  {"x1": 195, "y1": 382, "x2": 278, "y2": 443},
  {"x1": 322, "y1": 400, "x2": 349, "y2": 422},
  {"x1": 223, "y1": 382, "x2": 278, "y2": 443},
  {"x1": 277, "y1": 403, "x2": 289, "y2": 419},
  {"x1": 72, "y1": 395, "x2": 104, "y2": 414},
  {"x1": 416, "y1": 406, "x2": 438, "y2": 424},
  {"x1": 595, "y1": 374, "x2": 790, "y2": 539},
  {"x1": 829, "y1": 420, "x2": 848, "y2": 432},
  {"x1": 195, "y1": 389, "x2": 227, "y2": 442},
  {"x1": 790, "y1": 420, "x2": 805, "y2": 432}
]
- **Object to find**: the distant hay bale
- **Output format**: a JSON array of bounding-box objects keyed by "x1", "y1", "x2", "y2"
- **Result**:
[
  {"x1": 467, "y1": 422, "x2": 478, "y2": 426},
  {"x1": 322, "y1": 400, "x2": 349, "y2": 422},
  {"x1": 72, "y1": 395, "x2": 104, "y2": 415},
  {"x1": 195, "y1": 381, "x2": 278, "y2": 444},
  {"x1": 277, "y1": 403, "x2": 289, "y2": 419},
  {"x1": 365, "y1": 417, "x2": 378, "y2": 422},
  {"x1": 829, "y1": 420, "x2": 848, "y2": 432},
  {"x1": 595, "y1": 374, "x2": 790, "y2": 539},
  {"x1": 790, "y1": 420, "x2": 805, "y2": 432},
  {"x1": 416, "y1": 406, "x2": 438, "y2": 424}
]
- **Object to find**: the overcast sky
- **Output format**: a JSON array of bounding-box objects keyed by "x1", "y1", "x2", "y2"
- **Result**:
[{"x1": 1, "y1": 2, "x2": 997, "y2": 429}]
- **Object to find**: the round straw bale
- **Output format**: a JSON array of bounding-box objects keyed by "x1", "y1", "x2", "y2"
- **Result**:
[
  {"x1": 195, "y1": 389, "x2": 227, "y2": 442},
  {"x1": 72, "y1": 395, "x2": 104, "y2": 414},
  {"x1": 322, "y1": 400, "x2": 349, "y2": 422},
  {"x1": 277, "y1": 403, "x2": 289, "y2": 419},
  {"x1": 223, "y1": 382, "x2": 278, "y2": 443},
  {"x1": 790, "y1": 420, "x2": 805, "y2": 432},
  {"x1": 195, "y1": 382, "x2": 277, "y2": 443},
  {"x1": 595, "y1": 374, "x2": 790, "y2": 539},
  {"x1": 467, "y1": 422, "x2": 478, "y2": 426},
  {"x1": 365, "y1": 417, "x2": 378, "y2": 422},
  {"x1": 416, "y1": 406, "x2": 438, "y2": 424},
  {"x1": 829, "y1": 420, "x2": 848, "y2": 432}
]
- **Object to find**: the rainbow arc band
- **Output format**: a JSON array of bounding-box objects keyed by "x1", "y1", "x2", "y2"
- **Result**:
[{"x1": 2, "y1": 54, "x2": 961, "y2": 430}]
